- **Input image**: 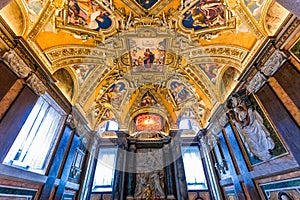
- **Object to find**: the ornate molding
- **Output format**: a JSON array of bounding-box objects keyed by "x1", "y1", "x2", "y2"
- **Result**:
[
  {"x1": 27, "y1": 2, "x2": 56, "y2": 41},
  {"x1": 120, "y1": 0, "x2": 172, "y2": 16},
  {"x1": 276, "y1": 17, "x2": 300, "y2": 48},
  {"x1": 232, "y1": 3, "x2": 265, "y2": 39},
  {"x1": 179, "y1": 64, "x2": 216, "y2": 102},
  {"x1": 2, "y1": 49, "x2": 32, "y2": 78},
  {"x1": 0, "y1": 19, "x2": 15, "y2": 48},
  {"x1": 45, "y1": 46, "x2": 113, "y2": 64},
  {"x1": 181, "y1": 45, "x2": 248, "y2": 62},
  {"x1": 246, "y1": 72, "x2": 267, "y2": 94}
]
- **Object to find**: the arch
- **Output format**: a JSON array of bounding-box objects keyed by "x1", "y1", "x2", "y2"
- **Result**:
[
  {"x1": 0, "y1": 0, "x2": 28, "y2": 36},
  {"x1": 53, "y1": 68, "x2": 74, "y2": 101},
  {"x1": 217, "y1": 65, "x2": 241, "y2": 101},
  {"x1": 262, "y1": 1, "x2": 290, "y2": 36}
]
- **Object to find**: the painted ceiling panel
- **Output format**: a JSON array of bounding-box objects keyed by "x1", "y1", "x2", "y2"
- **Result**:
[{"x1": 0, "y1": 0, "x2": 291, "y2": 134}]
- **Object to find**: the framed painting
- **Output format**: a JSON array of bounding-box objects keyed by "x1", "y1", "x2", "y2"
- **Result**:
[
  {"x1": 259, "y1": 178, "x2": 300, "y2": 200},
  {"x1": 128, "y1": 37, "x2": 166, "y2": 73},
  {"x1": 289, "y1": 36, "x2": 300, "y2": 63}
]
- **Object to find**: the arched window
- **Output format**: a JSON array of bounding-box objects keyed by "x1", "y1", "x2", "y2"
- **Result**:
[
  {"x1": 106, "y1": 121, "x2": 119, "y2": 131},
  {"x1": 179, "y1": 118, "x2": 201, "y2": 134}
]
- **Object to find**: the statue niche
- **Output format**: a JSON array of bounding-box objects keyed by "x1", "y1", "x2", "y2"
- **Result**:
[{"x1": 124, "y1": 113, "x2": 178, "y2": 199}]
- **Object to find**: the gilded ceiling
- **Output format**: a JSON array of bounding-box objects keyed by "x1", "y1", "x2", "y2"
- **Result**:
[{"x1": 0, "y1": 0, "x2": 291, "y2": 136}]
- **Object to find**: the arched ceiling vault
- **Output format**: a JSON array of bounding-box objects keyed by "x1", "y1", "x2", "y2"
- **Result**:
[{"x1": 0, "y1": 0, "x2": 291, "y2": 136}]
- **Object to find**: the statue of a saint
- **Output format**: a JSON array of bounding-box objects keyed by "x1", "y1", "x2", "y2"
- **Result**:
[
  {"x1": 150, "y1": 171, "x2": 165, "y2": 198},
  {"x1": 134, "y1": 173, "x2": 148, "y2": 198},
  {"x1": 227, "y1": 95, "x2": 275, "y2": 161}
]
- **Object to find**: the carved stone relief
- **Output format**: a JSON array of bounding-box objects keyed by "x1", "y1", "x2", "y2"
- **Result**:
[
  {"x1": 26, "y1": 74, "x2": 47, "y2": 95},
  {"x1": 2, "y1": 49, "x2": 31, "y2": 78},
  {"x1": 246, "y1": 72, "x2": 267, "y2": 94},
  {"x1": 261, "y1": 50, "x2": 286, "y2": 76}
]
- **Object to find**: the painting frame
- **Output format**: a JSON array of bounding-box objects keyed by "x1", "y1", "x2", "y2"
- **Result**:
[
  {"x1": 289, "y1": 36, "x2": 300, "y2": 63},
  {"x1": 128, "y1": 37, "x2": 167, "y2": 74},
  {"x1": 259, "y1": 177, "x2": 300, "y2": 200}
]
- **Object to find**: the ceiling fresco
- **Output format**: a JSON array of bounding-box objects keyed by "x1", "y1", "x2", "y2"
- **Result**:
[{"x1": 0, "y1": 0, "x2": 291, "y2": 136}]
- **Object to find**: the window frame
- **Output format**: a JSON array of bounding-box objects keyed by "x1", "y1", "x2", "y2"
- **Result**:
[
  {"x1": 181, "y1": 144, "x2": 208, "y2": 191},
  {"x1": 92, "y1": 147, "x2": 118, "y2": 193},
  {"x1": 3, "y1": 94, "x2": 65, "y2": 174}
]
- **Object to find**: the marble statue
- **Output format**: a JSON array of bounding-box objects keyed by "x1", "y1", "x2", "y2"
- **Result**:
[{"x1": 227, "y1": 94, "x2": 275, "y2": 161}]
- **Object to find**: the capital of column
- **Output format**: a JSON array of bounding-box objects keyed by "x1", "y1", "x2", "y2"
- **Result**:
[
  {"x1": 2, "y1": 49, "x2": 32, "y2": 79},
  {"x1": 26, "y1": 74, "x2": 47, "y2": 95}
]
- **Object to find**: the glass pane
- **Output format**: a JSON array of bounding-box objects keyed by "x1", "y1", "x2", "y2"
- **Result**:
[
  {"x1": 179, "y1": 119, "x2": 191, "y2": 129},
  {"x1": 3, "y1": 96, "x2": 63, "y2": 173},
  {"x1": 92, "y1": 148, "x2": 117, "y2": 192},
  {"x1": 106, "y1": 121, "x2": 119, "y2": 131},
  {"x1": 182, "y1": 146, "x2": 208, "y2": 190}
]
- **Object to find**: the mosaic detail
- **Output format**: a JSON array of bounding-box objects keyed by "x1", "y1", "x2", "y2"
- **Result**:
[
  {"x1": 141, "y1": 91, "x2": 158, "y2": 107},
  {"x1": 169, "y1": 81, "x2": 194, "y2": 105},
  {"x1": 243, "y1": 0, "x2": 266, "y2": 21},
  {"x1": 25, "y1": 0, "x2": 47, "y2": 24},
  {"x1": 101, "y1": 81, "x2": 127, "y2": 109},
  {"x1": 135, "y1": 114, "x2": 162, "y2": 131}
]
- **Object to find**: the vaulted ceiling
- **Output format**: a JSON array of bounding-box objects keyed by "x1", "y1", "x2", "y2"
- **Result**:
[{"x1": 0, "y1": 0, "x2": 290, "y2": 136}]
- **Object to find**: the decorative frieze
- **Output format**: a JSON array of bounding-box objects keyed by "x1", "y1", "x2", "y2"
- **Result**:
[
  {"x1": 45, "y1": 46, "x2": 112, "y2": 63},
  {"x1": 181, "y1": 46, "x2": 248, "y2": 62},
  {"x1": 2, "y1": 49, "x2": 31, "y2": 78}
]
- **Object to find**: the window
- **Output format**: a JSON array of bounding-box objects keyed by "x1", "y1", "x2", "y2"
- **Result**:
[
  {"x1": 182, "y1": 145, "x2": 208, "y2": 190},
  {"x1": 179, "y1": 119, "x2": 200, "y2": 134},
  {"x1": 92, "y1": 148, "x2": 117, "y2": 192},
  {"x1": 3, "y1": 95, "x2": 64, "y2": 174},
  {"x1": 106, "y1": 121, "x2": 118, "y2": 131},
  {"x1": 179, "y1": 119, "x2": 191, "y2": 130}
]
